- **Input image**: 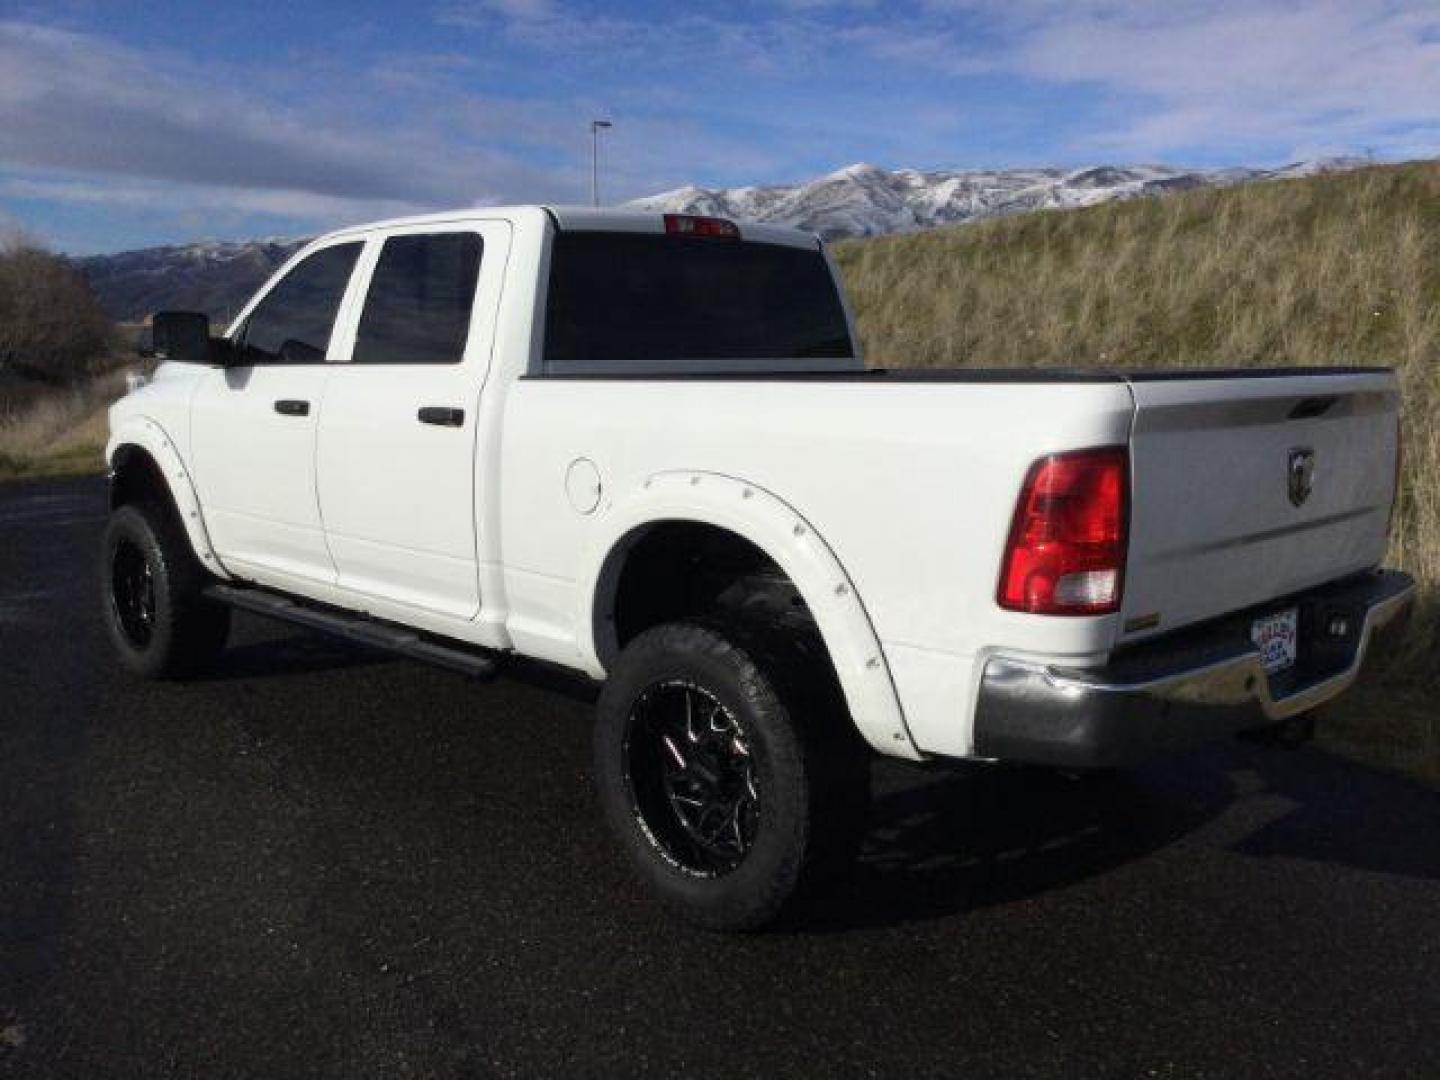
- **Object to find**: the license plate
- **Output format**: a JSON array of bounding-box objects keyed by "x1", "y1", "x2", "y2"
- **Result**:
[{"x1": 1250, "y1": 607, "x2": 1299, "y2": 674}]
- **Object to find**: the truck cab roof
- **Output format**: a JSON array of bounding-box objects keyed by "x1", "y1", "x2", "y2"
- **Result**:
[{"x1": 315, "y1": 206, "x2": 823, "y2": 250}]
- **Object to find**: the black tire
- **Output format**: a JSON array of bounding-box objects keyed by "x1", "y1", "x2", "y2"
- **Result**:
[
  {"x1": 594, "y1": 620, "x2": 871, "y2": 931},
  {"x1": 100, "y1": 501, "x2": 231, "y2": 679}
]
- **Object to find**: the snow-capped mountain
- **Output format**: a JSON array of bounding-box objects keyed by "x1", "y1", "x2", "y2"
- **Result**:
[
  {"x1": 78, "y1": 157, "x2": 1373, "y2": 321},
  {"x1": 77, "y1": 237, "x2": 307, "y2": 325},
  {"x1": 624, "y1": 158, "x2": 1370, "y2": 239}
]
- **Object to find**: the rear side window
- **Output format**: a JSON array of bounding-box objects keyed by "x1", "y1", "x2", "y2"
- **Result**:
[
  {"x1": 542, "y1": 232, "x2": 854, "y2": 372},
  {"x1": 352, "y1": 233, "x2": 483, "y2": 365},
  {"x1": 240, "y1": 242, "x2": 361, "y2": 364}
]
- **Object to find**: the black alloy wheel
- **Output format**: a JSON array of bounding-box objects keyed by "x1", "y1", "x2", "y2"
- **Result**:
[{"x1": 625, "y1": 679, "x2": 761, "y2": 877}]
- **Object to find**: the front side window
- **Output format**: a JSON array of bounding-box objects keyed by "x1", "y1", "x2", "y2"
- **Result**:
[
  {"x1": 240, "y1": 242, "x2": 361, "y2": 364},
  {"x1": 352, "y1": 233, "x2": 483, "y2": 365}
]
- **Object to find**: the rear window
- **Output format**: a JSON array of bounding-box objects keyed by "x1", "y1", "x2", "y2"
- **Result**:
[
  {"x1": 353, "y1": 233, "x2": 482, "y2": 365},
  {"x1": 542, "y1": 231, "x2": 855, "y2": 372}
]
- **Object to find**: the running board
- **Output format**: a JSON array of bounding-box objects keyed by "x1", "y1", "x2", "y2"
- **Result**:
[{"x1": 205, "y1": 583, "x2": 499, "y2": 679}]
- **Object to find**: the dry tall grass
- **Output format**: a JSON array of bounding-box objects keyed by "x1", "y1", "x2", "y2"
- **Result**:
[
  {"x1": 834, "y1": 161, "x2": 1440, "y2": 690},
  {"x1": 0, "y1": 370, "x2": 126, "y2": 481}
]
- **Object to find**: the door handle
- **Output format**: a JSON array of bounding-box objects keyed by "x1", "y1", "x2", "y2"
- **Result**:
[
  {"x1": 417, "y1": 406, "x2": 465, "y2": 427},
  {"x1": 274, "y1": 399, "x2": 310, "y2": 416}
]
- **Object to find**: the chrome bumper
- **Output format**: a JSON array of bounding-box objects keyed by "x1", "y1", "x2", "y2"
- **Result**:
[{"x1": 972, "y1": 570, "x2": 1415, "y2": 769}]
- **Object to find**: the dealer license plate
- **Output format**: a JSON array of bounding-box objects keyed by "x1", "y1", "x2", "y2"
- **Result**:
[{"x1": 1250, "y1": 607, "x2": 1299, "y2": 675}]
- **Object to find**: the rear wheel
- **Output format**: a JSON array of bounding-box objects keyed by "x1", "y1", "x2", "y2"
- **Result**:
[
  {"x1": 594, "y1": 621, "x2": 870, "y2": 931},
  {"x1": 101, "y1": 502, "x2": 230, "y2": 679}
]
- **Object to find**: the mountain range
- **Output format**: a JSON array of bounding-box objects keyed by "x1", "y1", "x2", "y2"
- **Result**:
[
  {"x1": 626, "y1": 158, "x2": 1368, "y2": 239},
  {"x1": 77, "y1": 157, "x2": 1372, "y2": 322}
]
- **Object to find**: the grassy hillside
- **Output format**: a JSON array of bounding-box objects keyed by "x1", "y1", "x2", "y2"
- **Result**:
[{"x1": 834, "y1": 161, "x2": 1439, "y2": 689}]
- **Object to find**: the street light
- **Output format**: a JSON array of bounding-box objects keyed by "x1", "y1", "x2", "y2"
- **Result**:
[{"x1": 590, "y1": 119, "x2": 612, "y2": 207}]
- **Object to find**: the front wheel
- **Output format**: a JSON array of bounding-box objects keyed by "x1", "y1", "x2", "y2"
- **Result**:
[
  {"x1": 594, "y1": 621, "x2": 870, "y2": 931},
  {"x1": 100, "y1": 502, "x2": 230, "y2": 679}
]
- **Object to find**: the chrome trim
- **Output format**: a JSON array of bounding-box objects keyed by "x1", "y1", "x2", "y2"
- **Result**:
[
  {"x1": 1050, "y1": 579, "x2": 1410, "y2": 720},
  {"x1": 973, "y1": 570, "x2": 1415, "y2": 768}
]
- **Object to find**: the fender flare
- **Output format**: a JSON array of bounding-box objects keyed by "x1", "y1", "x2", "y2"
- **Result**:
[
  {"x1": 577, "y1": 470, "x2": 921, "y2": 760},
  {"x1": 106, "y1": 416, "x2": 231, "y2": 580}
]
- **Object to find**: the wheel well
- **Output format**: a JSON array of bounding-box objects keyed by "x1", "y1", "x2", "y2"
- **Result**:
[
  {"x1": 600, "y1": 522, "x2": 819, "y2": 665},
  {"x1": 110, "y1": 445, "x2": 176, "y2": 517}
]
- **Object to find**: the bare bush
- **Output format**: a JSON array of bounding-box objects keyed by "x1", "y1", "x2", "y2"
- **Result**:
[{"x1": 0, "y1": 233, "x2": 114, "y2": 384}]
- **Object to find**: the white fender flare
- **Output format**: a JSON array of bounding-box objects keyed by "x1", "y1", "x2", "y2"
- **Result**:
[
  {"x1": 577, "y1": 471, "x2": 921, "y2": 760},
  {"x1": 106, "y1": 416, "x2": 231, "y2": 580}
]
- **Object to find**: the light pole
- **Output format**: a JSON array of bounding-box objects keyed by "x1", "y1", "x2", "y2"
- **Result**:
[{"x1": 590, "y1": 119, "x2": 612, "y2": 207}]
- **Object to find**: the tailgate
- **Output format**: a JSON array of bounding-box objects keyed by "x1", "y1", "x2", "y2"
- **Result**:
[{"x1": 1120, "y1": 371, "x2": 1399, "y2": 642}]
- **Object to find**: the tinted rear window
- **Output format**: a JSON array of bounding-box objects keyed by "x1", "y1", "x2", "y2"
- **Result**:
[
  {"x1": 353, "y1": 233, "x2": 482, "y2": 365},
  {"x1": 542, "y1": 232, "x2": 854, "y2": 372}
]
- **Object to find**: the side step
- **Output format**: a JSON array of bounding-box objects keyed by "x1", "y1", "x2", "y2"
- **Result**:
[{"x1": 205, "y1": 583, "x2": 500, "y2": 679}]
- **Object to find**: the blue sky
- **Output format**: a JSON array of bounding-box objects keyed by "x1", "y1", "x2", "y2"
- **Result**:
[{"x1": 2, "y1": 0, "x2": 1438, "y2": 253}]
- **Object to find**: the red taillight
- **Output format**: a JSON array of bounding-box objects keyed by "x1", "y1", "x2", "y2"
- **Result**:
[
  {"x1": 997, "y1": 447, "x2": 1129, "y2": 615},
  {"x1": 663, "y1": 213, "x2": 740, "y2": 239}
]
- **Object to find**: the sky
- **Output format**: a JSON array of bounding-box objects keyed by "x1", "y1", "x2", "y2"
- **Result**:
[{"x1": 2, "y1": 0, "x2": 1438, "y2": 254}]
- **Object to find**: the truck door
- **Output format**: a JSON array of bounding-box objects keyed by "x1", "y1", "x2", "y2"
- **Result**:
[
  {"x1": 190, "y1": 239, "x2": 363, "y2": 592},
  {"x1": 316, "y1": 222, "x2": 510, "y2": 620}
]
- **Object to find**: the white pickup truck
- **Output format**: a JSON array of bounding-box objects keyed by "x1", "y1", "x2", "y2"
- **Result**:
[{"x1": 104, "y1": 206, "x2": 1413, "y2": 930}]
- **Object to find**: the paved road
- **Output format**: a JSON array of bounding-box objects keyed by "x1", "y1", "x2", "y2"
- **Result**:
[{"x1": 2, "y1": 478, "x2": 1437, "y2": 1078}]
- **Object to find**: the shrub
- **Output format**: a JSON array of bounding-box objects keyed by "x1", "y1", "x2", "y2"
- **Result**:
[{"x1": 0, "y1": 234, "x2": 114, "y2": 384}]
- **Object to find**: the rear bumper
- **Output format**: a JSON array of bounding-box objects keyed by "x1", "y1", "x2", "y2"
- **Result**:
[{"x1": 972, "y1": 569, "x2": 1415, "y2": 769}]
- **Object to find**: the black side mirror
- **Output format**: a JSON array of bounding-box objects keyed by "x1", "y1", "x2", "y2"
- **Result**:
[
  {"x1": 150, "y1": 311, "x2": 214, "y2": 364},
  {"x1": 135, "y1": 324, "x2": 157, "y2": 359}
]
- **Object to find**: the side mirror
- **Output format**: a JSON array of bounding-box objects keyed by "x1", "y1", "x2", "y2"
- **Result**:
[
  {"x1": 135, "y1": 324, "x2": 157, "y2": 359},
  {"x1": 150, "y1": 311, "x2": 214, "y2": 365}
]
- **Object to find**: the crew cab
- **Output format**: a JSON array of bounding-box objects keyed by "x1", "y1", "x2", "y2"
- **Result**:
[{"x1": 102, "y1": 207, "x2": 1414, "y2": 930}]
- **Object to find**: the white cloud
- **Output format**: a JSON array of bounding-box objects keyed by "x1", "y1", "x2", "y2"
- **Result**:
[
  {"x1": 0, "y1": 173, "x2": 426, "y2": 221},
  {"x1": 0, "y1": 15, "x2": 817, "y2": 248},
  {"x1": 1015, "y1": 1, "x2": 1440, "y2": 155},
  {"x1": 495, "y1": 0, "x2": 555, "y2": 17},
  {"x1": 7, "y1": 0, "x2": 1439, "y2": 252},
  {"x1": 438, "y1": 3, "x2": 830, "y2": 76},
  {"x1": 772, "y1": 0, "x2": 877, "y2": 9},
  {"x1": 862, "y1": 0, "x2": 1440, "y2": 159},
  {"x1": 0, "y1": 20, "x2": 584, "y2": 211}
]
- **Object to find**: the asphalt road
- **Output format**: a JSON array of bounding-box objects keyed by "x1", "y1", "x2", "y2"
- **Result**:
[{"x1": 2, "y1": 477, "x2": 1438, "y2": 1078}]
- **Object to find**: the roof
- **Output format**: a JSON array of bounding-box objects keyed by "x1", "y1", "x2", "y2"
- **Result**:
[{"x1": 315, "y1": 205, "x2": 822, "y2": 250}]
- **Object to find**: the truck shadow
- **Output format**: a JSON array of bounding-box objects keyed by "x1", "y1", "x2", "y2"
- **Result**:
[
  {"x1": 192, "y1": 623, "x2": 394, "y2": 682},
  {"x1": 801, "y1": 744, "x2": 1440, "y2": 933},
  {"x1": 799, "y1": 761, "x2": 1227, "y2": 932},
  {"x1": 441, "y1": 651, "x2": 1440, "y2": 934},
  {"x1": 168, "y1": 621, "x2": 1440, "y2": 937}
]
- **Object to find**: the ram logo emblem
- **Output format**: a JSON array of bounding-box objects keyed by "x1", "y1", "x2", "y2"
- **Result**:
[{"x1": 1288, "y1": 447, "x2": 1316, "y2": 507}]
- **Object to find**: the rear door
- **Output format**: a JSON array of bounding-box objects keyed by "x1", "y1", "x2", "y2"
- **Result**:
[
  {"x1": 316, "y1": 222, "x2": 511, "y2": 620},
  {"x1": 1119, "y1": 371, "x2": 1400, "y2": 642}
]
